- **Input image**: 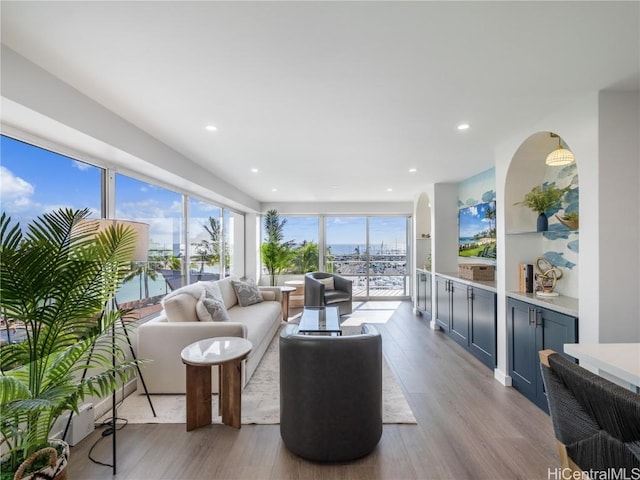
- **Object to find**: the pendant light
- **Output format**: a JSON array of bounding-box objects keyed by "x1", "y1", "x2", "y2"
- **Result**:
[{"x1": 546, "y1": 133, "x2": 575, "y2": 166}]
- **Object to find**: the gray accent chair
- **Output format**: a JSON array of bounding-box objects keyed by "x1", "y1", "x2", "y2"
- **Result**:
[
  {"x1": 279, "y1": 323, "x2": 382, "y2": 462},
  {"x1": 304, "y1": 272, "x2": 353, "y2": 316}
]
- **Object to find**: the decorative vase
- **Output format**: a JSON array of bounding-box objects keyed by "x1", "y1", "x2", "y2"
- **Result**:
[{"x1": 536, "y1": 212, "x2": 548, "y2": 232}]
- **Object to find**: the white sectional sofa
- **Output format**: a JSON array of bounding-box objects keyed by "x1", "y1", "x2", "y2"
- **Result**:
[{"x1": 136, "y1": 276, "x2": 282, "y2": 394}]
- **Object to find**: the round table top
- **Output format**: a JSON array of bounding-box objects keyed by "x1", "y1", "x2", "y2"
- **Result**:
[
  {"x1": 181, "y1": 337, "x2": 252, "y2": 366},
  {"x1": 280, "y1": 286, "x2": 297, "y2": 292}
]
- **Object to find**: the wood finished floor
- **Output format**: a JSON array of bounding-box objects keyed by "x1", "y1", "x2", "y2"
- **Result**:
[{"x1": 69, "y1": 301, "x2": 558, "y2": 480}]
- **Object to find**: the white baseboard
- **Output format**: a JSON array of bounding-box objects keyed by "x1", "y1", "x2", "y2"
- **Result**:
[
  {"x1": 494, "y1": 368, "x2": 512, "y2": 386},
  {"x1": 93, "y1": 378, "x2": 138, "y2": 421}
]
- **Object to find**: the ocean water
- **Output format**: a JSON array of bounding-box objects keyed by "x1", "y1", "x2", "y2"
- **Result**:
[{"x1": 116, "y1": 274, "x2": 171, "y2": 303}]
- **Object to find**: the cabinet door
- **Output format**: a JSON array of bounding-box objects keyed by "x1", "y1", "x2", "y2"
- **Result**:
[
  {"x1": 535, "y1": 308, "x2": 578, "y2": 409},
  {"x1": 435, "y1": 277, "x2": 450, "y2": 331},
  {"x1": 449, "y1": 281, "x2": 469, "y2": 347},
  {"x1": 469, "y1": 288, "x2": 497, "y2": 368},
  {"x1": 507, "y1": 298, "x2": 539, "y2": 400},
  {"x1": 416, "y1": 272, "x2": 426, "y2": 313},
  {"x1": 424, "y1": 272, "x2": 432, "y2": 315},
  {"x1": 540, "y1": 308, "x2": 578, "y2": 353}
]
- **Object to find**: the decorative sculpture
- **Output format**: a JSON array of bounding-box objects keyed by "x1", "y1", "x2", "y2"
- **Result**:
[{"x1": 534, "y1": 257, "x2": 563, "y2": 297}]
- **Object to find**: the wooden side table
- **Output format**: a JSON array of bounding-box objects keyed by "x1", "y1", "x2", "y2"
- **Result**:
[
  {"x1": 180, "y1": 337, "x2": 252, "y2": 431},
  {"x1": 280, "y1": 286, "x2": 296, "y2": 322},
  {"x1": 284, "y1": 280, "x2": 305, "y2": 309}
]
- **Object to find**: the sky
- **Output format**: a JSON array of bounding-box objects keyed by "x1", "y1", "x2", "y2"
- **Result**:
[
  {"x1": 1, "y1": 135, "x2": 409, "y2": 249},
  {"x1": 458, "y1": 201, "x2": 495, "y2": 239}
]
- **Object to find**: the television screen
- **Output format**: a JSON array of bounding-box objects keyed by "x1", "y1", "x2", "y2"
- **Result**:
[{"x1": 458, "y1": 201, "x2": 496, "y2": 258}]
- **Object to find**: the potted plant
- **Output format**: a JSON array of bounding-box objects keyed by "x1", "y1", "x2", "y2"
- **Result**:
[
  {"x1": 555, "y1": 212, "x2": 579, "y2": 230},
  {"x1": 514, "y1": 184, "x2": 569, "y2": 231},
  {"x1": 0, "y1": 208, "x2": 142, "y2": 480},
  {"x1": 260, "y1": 210, "x2": 295, "y2": 286}
]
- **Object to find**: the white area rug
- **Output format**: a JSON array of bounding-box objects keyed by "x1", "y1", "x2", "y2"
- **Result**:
[{"x1": 109, "y1": 324, "x2": 417, "y2": 425}]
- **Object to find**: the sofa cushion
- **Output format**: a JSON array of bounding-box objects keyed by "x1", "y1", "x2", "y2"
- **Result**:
[
  {"x1": 232, "y1": 278, "x2": 264, "y2": 307},
  {"x1": 217, "y1": 277, "x2": 239, "y2": 309},
  {"x1": 324, "y1": 290, "x2": 351, "y2": 304},
  {"x1": 196, "y1": 290, "x2": 231, "y2": 322},
  {"x1": 227, "y1": 300, "x2": 282, "y2": 347}
]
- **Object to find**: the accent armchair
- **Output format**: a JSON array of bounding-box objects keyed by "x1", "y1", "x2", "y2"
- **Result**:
[
  {"x1": 539, "y1": 349, "x2": 640, "y2": 473},
  {"x1": 304, "y1": 272, "x2": 353, "y2": 316},
  {"x1": 279, "y1": 323, "x2": 382, "y2": 462}
]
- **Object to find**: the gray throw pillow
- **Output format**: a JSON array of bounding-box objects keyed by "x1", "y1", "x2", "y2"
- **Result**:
[
  {"x1": 231, "y1": 278, "x2": 264, "y2": 307},
  {"x1": 196, "y1": 291, "x2": 231, "y2": 322},
  {"x1": 202, "y1": 297, "x2": 231, "y2": 321}
]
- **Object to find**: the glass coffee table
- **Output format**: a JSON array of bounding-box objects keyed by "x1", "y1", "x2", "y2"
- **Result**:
[{"x1": 298, "y1": 306, "x2": 342, "y2": 336}]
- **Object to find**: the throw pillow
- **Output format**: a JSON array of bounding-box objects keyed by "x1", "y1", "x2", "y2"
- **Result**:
[
  {"x1": 231, "y1": 277, "x2": 264, "y2": 307},
  {"x1": 196, "y1": 290, "x2": 231, "y2": 322},
  {"x1": 317, "y1": 277, "x2": 335, "y2": 291}
]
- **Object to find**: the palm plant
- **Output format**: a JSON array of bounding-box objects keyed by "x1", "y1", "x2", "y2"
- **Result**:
[
  {"x1": 292, "y1": 241, "x2": 319, "y2": 274},
  {"x1": 0, "y1": 208, "x2": 142, "y2": 478},
  {"x1": 260, "y1": 210, "x2": 295, "y2": 286}
]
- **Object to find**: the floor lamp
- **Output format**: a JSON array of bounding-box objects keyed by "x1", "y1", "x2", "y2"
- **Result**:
[
  {"x1": 64, "y1": 218, "x2": 156, "y2": 475},
  {"x1": 106, "y1": 219, "x2": 157, "y2": 475}
]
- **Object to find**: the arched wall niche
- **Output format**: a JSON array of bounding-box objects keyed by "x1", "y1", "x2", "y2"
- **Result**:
[
  {"x1": 415, "y1": 191, "x2": 432, "y2": 269},
  {"x1": 504, "y1": 131, "x2": 579, "y2": 298},
  {"x1": 416, "y1": 192, "x2": 431, "y2": 237}
]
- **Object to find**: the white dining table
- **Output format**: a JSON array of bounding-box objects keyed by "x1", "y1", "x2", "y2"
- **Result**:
[{"x1": 563, "y1": 343, "x2": 640, "y2": 392}]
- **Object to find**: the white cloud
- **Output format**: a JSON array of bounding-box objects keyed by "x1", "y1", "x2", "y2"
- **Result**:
[
  {"x1": 0, "y1": 166, "x2": 34, "y2": 199},
  {"x1": 71, "y1": 160, "x2": 91, "y2": 171}
]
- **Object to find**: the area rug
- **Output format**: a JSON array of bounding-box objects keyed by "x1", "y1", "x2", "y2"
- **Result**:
[{"x1": 109, "y1": 325, "x2": 417, "y2": 425}]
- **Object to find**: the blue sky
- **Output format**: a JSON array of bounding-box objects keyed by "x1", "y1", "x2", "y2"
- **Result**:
[
  {"x1": 1, "y1": 136, "x2": 102, "y2": 221},
  {"x1": 281, "y1": 216, "x2": 407, "y2": 246},
  {"x1": 458, "y1": 201, "x2": 495, "y2": 239}
]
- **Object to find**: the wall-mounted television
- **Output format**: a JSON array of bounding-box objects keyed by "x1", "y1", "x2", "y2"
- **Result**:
[{"x1": 458, "y1": 201, "x2": 496, "y2": 259}]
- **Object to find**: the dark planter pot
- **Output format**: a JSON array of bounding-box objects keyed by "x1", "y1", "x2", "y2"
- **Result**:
[{"x1": 537, "y1": 213, "x2": 548, "y2": 232}]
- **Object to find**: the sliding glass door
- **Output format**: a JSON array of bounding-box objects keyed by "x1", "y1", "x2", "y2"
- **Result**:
[{"x1": 324, "y1": 216, "x2": 409, "y2": 299}]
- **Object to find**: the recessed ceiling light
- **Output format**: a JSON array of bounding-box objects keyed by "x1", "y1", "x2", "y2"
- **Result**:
[
  {"x1": 205, "y1": 125, "x2": 217, "y2": 132},
  {"x1": 387, "y1": 188, "x2": 393, "y2": 192},
  {"x1": 409, "y1": 168, "x2": 417, "y2": 173},
  {"x1": 457, "y1": 123, "x2": 471, "y2": 130},
  {"x1": 271, "y1": 188, "x2": 278, "y2": 192},
  {"x1": 251, "y1": 168, "x2": 258, "y2": 173}
]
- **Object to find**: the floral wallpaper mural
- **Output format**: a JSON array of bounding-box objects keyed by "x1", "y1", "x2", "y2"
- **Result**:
[{"x1": 540, "y1": 162, "x2": 579, "y2": 270}]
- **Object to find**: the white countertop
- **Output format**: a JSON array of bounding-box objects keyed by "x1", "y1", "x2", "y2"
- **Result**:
[{"x1": 563, "y1": 343, "x2": 640, "y2": 390}]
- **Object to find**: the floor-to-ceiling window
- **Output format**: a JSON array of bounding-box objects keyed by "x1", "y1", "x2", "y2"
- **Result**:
[
  {"x1": 283, "y1": 216, "x2": 320, "y2": 274},
  {"x1": 1, "y1": 135, "x2": 103, "y2": 342},
  {"x1": 324, "y1": 216, "x2": 409, "y2": 299},
  {"x1": 1, "y1": 133, "x2": 246, "y2": 324},
  {"x1": 367, "y1": 217, "x2": 409, "y2": 297},
  {"x1": 115, "y1": 174, "x2": 184, "y2": 312},
  {"x1": 189, "y1": 198, "x2": 224, "y2": 281},
  {"x1": 325, "y1": 216, "x2": 368, "y2": 294},
  {"x1": 224, "y1": 209, "x2": 244, "y2": 277}
]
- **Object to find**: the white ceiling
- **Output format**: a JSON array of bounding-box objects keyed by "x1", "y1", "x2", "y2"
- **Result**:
[{"x1": 1, "y1": 1, "x2": 639, "y2": 204}]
